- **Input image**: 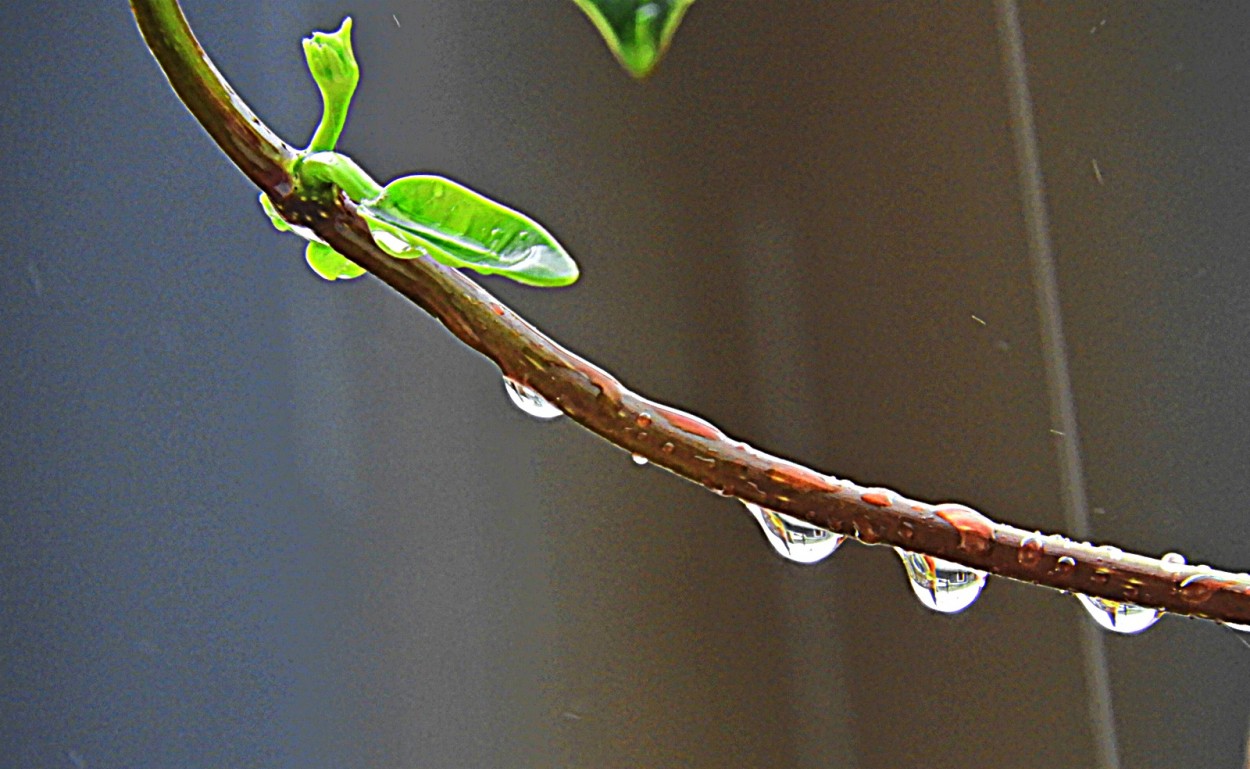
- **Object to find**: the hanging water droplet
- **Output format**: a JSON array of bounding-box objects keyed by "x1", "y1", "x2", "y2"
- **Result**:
[
  {"x1": 503, "y1": 377, "x2": 562, "y2": 420},
  {"x1": 631, "y1": 453, "x2": 648, "y2": 465},
  {"x1": 1075, "y1": 594, "x2": 1161, "y2": 634},
  {"x1": 895, "y1": 548, "x2": 988, "y2": 614},
  {"x1": 744, "y1": 502, "x2": 844, "y2": 564}
]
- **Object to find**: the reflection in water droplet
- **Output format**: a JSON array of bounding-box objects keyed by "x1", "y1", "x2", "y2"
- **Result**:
[
  {"x1": 895, "y1": 549, "x2": 988, "y2": 614},
  {"x1": 744, "y1": 502, "x2": 844, "y2": 564},
  {"x1": 503, "y1": 377, "x2": 563, "y2": 420},
  {"x1": 1075, "y1": 594, "x2": 1161, "y2": 634},
  {"x1": 631, "y1": 453, "x2": 648, "y2": 466}
]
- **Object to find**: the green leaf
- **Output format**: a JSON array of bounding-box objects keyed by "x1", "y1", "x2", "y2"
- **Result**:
[
  {"x1": 305, "y1": 241, "x2": 365, "y2": 281},
  {"x1": 360, "y1": 176, "x2": 579, "y2": 287},
  {"x1": 571, "y1": 0, "x2": 697, "y2": 78},
  {"x1": 303, "y1": 17, "x2": 359, "y2": 152},
  {"x1": 259, "y1": 193, "x2": 291, "y2": 232}
]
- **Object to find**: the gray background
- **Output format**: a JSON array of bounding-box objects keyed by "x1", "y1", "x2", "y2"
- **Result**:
[{"x1": 3, "y1": 1, "x2": 1250, "y2": 767}]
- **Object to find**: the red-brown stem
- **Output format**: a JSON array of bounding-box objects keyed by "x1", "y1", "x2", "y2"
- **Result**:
[{"x1": 132, "y1": 0, "x2": 1250, "y2": 626}]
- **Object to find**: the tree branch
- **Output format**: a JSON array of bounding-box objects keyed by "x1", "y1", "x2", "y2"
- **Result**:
[{"x1": 131, "y1": 0, "x2": 1250, "y2": 627}]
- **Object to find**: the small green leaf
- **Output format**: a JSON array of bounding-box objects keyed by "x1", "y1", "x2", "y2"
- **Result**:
[
  {"x1": 259, "y1": 193, "x2": 292, "y2": 232},
  {"x1": 305, "y1": 241, "x2": 365, "y2": 281},
  {"x1": 572, "y1": 0, "x2": 697, "y2": 78},
  {"x1": 360, "y1": 176, "x2": 579, "y2": 287},
  {"x1": 303, "y1": 17, "x2": 359, "y2": 152}
]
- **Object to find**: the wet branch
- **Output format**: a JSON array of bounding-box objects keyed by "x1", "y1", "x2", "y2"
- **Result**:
[{"x1": 132, "y1": 0, "x2": 1250, "y2": 626}]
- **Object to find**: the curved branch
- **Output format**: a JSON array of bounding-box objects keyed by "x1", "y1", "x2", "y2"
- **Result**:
[{"x1": 131, "y1": 0, "x2": 1250, "y2": 626}]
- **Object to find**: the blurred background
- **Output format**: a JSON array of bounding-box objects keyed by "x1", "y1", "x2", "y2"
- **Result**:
[{"x1": 4, "y1": 1, "x2": 1250, "y2": 767}]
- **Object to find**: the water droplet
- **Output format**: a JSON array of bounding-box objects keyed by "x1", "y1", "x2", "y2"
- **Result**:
[
  {"x1": 934, "y1": 503, "x2": 995, "y2": 555},
  {"x1": 1018, "y1": 533, "x2": 1045, "y2": 566},
  {"x1": 660, "y1": 442, "x2": 675, "y2": 454},
  {"x1": 631, "y1": 453, "x2": 648, "y2": 466},
  {"x1": 1161, "y1": 552, "x2": 1187, "y2": 566},
  {"x1": 744, "y1": 502, "x2": 844, "y2": 564},
  {"x1": 1054, "y1": 555, "x2": 1077, "y2": 574},
  {"x1": 655, "y1": 405, "x2": 723, "y2": 440},
  {"x1": 853, "y1": 514, "x2": 882, "y2": 543},
  {"x1": 897, "y1": 520, "x2": 917, "y2": 541},
  {"x1": 895, "y1": 548, "x2": 988, "y2": 614},
  {"x1": 1178, "y1": 573, "x2": 1222, "y2": 604},
  {"x1": 861, "y1": 489, "x2": 892, "y2": 507},
  {"x1": 635, "y1": 413, "x2": 653, "y2": 428},
  {"x1": 503, "y1": 377, "x2": 562, "y2": 420},
  {"x1": 1075, "y1": 594, "x2": 1161, "y2": 634},
  {"x1": 766, "y1": 464, "x2": 836, "y2": 492}
]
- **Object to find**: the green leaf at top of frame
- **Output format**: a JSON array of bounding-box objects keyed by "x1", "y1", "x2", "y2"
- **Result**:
[
  {"x1": 359, "y1": 175, "x2": 579, "y2": 288},
  {"x1": 572, "y1": 0, "x2": 698, "y2": 79}
]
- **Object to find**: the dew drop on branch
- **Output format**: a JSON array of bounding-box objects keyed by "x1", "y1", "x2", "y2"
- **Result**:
[
  {"x1": 743, "y1": 502, "x2": 844, "y2": 564},
  {"x1": 895, "y1": 548, "x2": 988, "y2": 614},
  {"x1": 503, "y1": 377, "x2": 563, "y2": 420},
  {"x1": 1074, "y1": 594, "x2": 1161, "y2": 634},
  {"x1": 631, "y1": 453, "x2": 648, "y2": 466}
]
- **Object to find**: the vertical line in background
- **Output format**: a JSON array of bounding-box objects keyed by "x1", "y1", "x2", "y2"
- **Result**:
[{"x1": 992, "y1": 2, "x2": 1122, "y2": 768}]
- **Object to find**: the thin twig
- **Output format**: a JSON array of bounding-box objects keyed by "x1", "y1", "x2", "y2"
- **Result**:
[{"x1": 131, "y1": 0, "x2": 1250, "y2": 626}]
